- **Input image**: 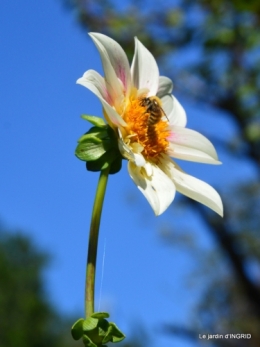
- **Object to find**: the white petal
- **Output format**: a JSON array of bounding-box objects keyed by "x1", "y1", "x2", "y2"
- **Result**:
[
  {"x1": 77, "y1": 70, "x2": 126, "y2": 127},
  {"x1": 131, "y1": 38, "x2": 159, "y2": 96},
  {"x1": 162, "y1": 95, "x2": 187, "y2": 127},
  {"x1": 89, "y1": 33, "x2": 131, "y2": 94},
  {"x1": 168, "y1": 144, "x2": 220, "y2": 164},
  {"x1": 89, "y1": 33, "x2": 125, "y2": 107},
  {"x1": 167, "y1": 126, "x2": 220, "y2": 164},
  {"x1": 157, "y1": 76, "x2": 173, "y2": 97},
  {"x1": 169, "y1": 162, "x2": 223, "y2": 216},
  {"x1": 77, "y1": 69, "x2": 112, "y2": 103},
  {"x1": 143, "y1": 161, "x2": 153, "y2": 177},
  {"x1": 133, "y1": 153, "x2": 146, "y2": 167},
  {"x1": 128, "y1": 161, "x2": 176, "y2": 216},
  {"x1": 118, "y1": 135, "x2": 146, "y2": 166}
]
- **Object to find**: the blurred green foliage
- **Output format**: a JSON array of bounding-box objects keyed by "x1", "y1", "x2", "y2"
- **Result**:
[
  {"x1": 0, "y1": 229, "x2": 73, "y2": 347},
  {"x1": 0, "y1": 227, "x2": 146, "y2": 347}
]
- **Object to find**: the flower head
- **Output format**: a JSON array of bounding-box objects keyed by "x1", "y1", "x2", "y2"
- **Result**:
[{"x1": 77, "y1": 33, "x2": 223, "y2": 217}]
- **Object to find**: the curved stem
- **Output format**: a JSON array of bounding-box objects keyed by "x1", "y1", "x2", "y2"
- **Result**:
[{"x1": 85, "y1": 166, "x2": 110, "y2": 317}]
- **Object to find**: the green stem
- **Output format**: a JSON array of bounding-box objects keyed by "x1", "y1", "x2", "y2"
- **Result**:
[{"x1": 85, "y1": 166, "x2": 110, "y2": 317}]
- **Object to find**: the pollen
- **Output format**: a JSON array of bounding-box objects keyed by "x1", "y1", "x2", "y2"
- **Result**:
[{"x1": 123, "y1": 97, "x2": 170, "y2": 161}]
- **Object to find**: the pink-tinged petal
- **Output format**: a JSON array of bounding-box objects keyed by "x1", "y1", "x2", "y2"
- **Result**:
[
  {"x1": 128, "y1": 161, "x2": 176, "y2": 216},
  {"x1": 77, "y1": 70, "x2": 126, "y2": 127},
  {"x1": 167, "y1": 126, "x2": 220, "y2": 164},
  {"x1": 77, "y1": 69, "x2": 112, "y2": 104},
  {"x1": 89, "y1": 33, "x2": 132, "y2": 95},
  {"x1": 162, "y1": 95, "x2": 187, "y2": 127},
  {"x1": 157, "y1": 76, "x2": 173, "y2": 97},
  {"x1": 131, "y1": 38, "x2": 159, "y2": 96},
  {"x1": 89, "y1": 33, "x2": 126, "y2": 107}
]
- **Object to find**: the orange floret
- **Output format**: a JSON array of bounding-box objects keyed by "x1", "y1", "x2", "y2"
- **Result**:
[{"x1": 124, "y1": 97, "x2": 170, "y2": 161}]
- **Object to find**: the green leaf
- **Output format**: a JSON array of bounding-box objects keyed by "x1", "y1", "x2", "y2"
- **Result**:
[
  {"x1": 72, "y1": 314, "x2": 125, "y2": 345},
  {"x1": 71, "y1": 318, "x2": 84, "y2": 340},
  {"x1": 82, "y1": 334, "x2": 98, "y2": 347},
  {"x1": 97, "y1": 319, "x2": 109, "y2": 337},
  {"x1": 91, "y1": 312, "x2": 110, "y2": 319},
  {"x1": 81, "y1": 114, "x2": 106, "y2": 127},
  {"x1": 102, "y1": 325, "x2": 113, "y2": 344},
  {"x1": 109, "y1": 322, "x2": 126, "y2": 342},
  {"x1": 83, "y1": 317, "x2": 99, "y2": 331}
]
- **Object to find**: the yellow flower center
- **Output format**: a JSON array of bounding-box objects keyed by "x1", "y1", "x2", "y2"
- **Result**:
[{"x1": 123, "y1": 96, "x2": 170, "y2": 161}]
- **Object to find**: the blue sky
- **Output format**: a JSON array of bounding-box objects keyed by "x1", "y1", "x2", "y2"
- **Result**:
[{"x1": 0, "y1": 1, "x2": 257, "y2": 347}]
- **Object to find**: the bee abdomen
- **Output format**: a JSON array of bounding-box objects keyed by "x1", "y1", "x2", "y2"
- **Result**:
[
  {"x1": 147, "y1": 121, "x2": 158, "y2": 139},
  {"x1": 147, "y1": 111, "x2": 161, "y2": 126}
]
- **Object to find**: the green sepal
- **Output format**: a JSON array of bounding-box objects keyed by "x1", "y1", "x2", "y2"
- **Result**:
[
  {"x1": 71, "y1": 318, "x2": 84, "y2": 340},
  {"x1": 81, "y1": 115, "x2": 106, "y2": 127},
  {"x1": 76, "y1": 128, "x2": 111, "y2": 162},
  {"x1": 86, "y1": 149, "x2": 122, "y2": 174},
  {"x1": 78, "y1": 127, "x2": 109, "y2": 143},
  {"x1": 76, "y1": 141, "x2": 108, "y2": 162},
  {"x1": 75, "y1": 122, "x2": 123, "y2": 175},
  {"x1": 109, "y1": 156, "x2": 122, "y2": 175}
]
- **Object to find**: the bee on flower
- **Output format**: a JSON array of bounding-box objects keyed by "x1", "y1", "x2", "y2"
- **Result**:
[{"x1": 77, "y1": 33, "x2": 223, "y2": 217}]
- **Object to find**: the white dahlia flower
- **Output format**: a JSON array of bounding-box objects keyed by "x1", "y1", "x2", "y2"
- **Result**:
[{"x1": 77, "y1": 33, "x2": 223, "y2": 217}]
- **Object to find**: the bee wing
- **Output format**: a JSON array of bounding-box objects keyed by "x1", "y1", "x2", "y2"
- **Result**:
[{"x1": 160, "y1": 105, "x2": 169, "y2": 121}]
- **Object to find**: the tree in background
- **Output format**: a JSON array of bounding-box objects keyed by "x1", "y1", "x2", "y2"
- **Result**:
[
  {"x1": 62, "y1": 0, "x2": 260, "y2": 346},
  {"x1": 0, "y1": 226, "x2": 145, "y2": 347},
  {"x1": 0, "y1": 227, "x2": 72, "y2": 347}
]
